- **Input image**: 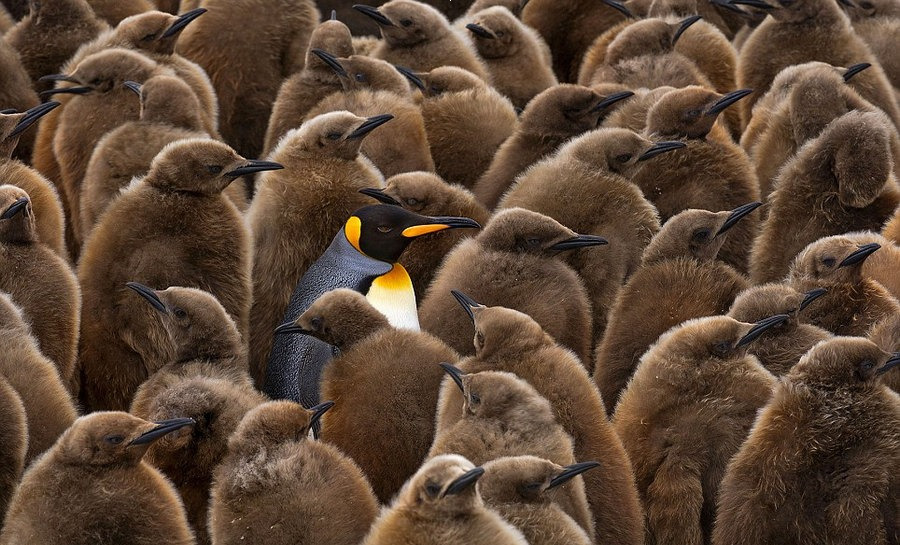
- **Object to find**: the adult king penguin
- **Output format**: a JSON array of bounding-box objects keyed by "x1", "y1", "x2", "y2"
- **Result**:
[{"x1": 265, "y1": 204, "x2": 480, "y2": 408}]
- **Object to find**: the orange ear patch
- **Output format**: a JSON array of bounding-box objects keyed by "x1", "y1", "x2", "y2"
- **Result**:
[{"x1": 345, "y1": 216, "x2": 363, "y2": 253}]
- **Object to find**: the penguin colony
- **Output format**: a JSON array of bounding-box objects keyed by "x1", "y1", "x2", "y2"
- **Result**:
[{"x1": 0, "y1": 0, "x2": 897, "y2": 543}]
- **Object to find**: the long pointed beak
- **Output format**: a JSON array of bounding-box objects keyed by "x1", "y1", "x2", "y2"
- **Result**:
[
  {"x1": 347, "y1": 114, "x2": 394, "y2": 139},
  {"x1": 311, "y1": 49, "x2": 348, "y2": 78},
  {"x1": 876, "y1": 353, "x2": 900, "y2": 376},
  {"x1": 39, "y1": 86, "x2": 92, "y2": 99},
  {"x1": 838, "y1": 243, "x2": 880, "y2": 268},
  {"x1": 736, "y1": 314, "x2": 790, "y2": 347},
  {"x1": 129, "y1": 418, "x2": 195, "y2": 446},
  {"x1": 443, "y1": 467, "x2": 485, "y2": 496},
  {"x1": 727, "y1": 0, "x2": 776, "y2": 8},
  {"x1": 0, "y1": 197, "x2": 29, "y2": 220},
  {"x1": 353, "y1": 4, "x2": 394, "y2": 26},
  {"x1": 359, "y1": 187, "x2": 401, "y2": 206},
  {"x1": 638, "y1": 141, "x2": 686, "y2": 161},
  {"x1": 400, "y1": 216, "x2": 481, "y2": 238},
  {"x1": 836, "y1": 0, "x2": 855, "y2": 7},
  {"x1": 673, "y1": 15, "x2": 702, "y2": 44},
  {"x1": 308, "y1": 400, "x2": 335, "y2": 430},
  {"x1": 601, "y1": 0, "x2": 634, "y2": 17},
  {"x1": 123, "y1": 81, "x2": 142, "y2": 96},
  {"x1": 225, "y1": 160, "x2": 284, "y2": 177},
  {"x1": 273, "y1": 322, "x2": 310, "y2": 335},
  {"x1": 706, "y1": 89, "x2": 753, "y2": 116},
  {"x1": 161, "y1": 7, "x2": 207, "y2": 39},
  {"x1": 125, "y1": 282, "x2": 167, "y2": 313},
  {"x1": 798, "y1": 288, "x2": 827, "y2": 312},
  {"x1": 592, "y1": 90, "x2": 635, "y2": 112},
  {"x1": 547, "y1": 461, "x2": 601, "y2": 490},
  {"x1": 716, "y1": 201, "x2": 763, "y2": 237},
  {"x1": 439, "y1": 362, "x2": 466, "y2": 393},
  {"x1": 395, "y1": 65, "x2": 426, "y2": 91},
  {"x1": 466, "y1": 23, "x2": 495, "y2": 39},
  {"x1": 7, "y1": 101, "x2": 60, "y2": 138},
  {"x1": 843, "y1": 63, "x2": 871, "y2": 82},
  {"x1": 549, "y1": 234, "x2": 609, "y2": 252},
  {"x1": 710, "y1": 0, "x2": 750, "y2": 15},
  {"x1": 38, "y1": 73, "x2": 78, "y2": 83},
  {"x1": 451, "y1": 290, "x2": 483, "y2": 323}
]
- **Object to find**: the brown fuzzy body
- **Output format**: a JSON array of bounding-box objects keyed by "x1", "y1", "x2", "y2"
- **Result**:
[
  {"x1": 487, "y1": 502, "x2": 592, "y2": 545},
  {"x1": 0, "y1": 159, "x2": 66, "y2": 255},
  {"x1": 0, "y1": 40, "x2": 39, "y2": 161},
  {"x1": 792, "y1": 278, "x2": 899, "y2": 337},
  {"x1": 845, "y1": 231, "x2": 900, "y2": 300},
  {"x1": 0, "y1": 376, "x2": 25, "y2": 521},
  {"x1": 86, "y1": 0, "x2": 154, "y2": 25},
  {"x1": 884, "y1": 209, "x2": 900, "y2": 244},
  {"x1": 854, "y1": 17, "x2": 900, "y2": 89}
]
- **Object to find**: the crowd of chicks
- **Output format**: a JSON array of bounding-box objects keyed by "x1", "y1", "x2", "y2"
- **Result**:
[{"x1": 0, "y1": 0, "x2": 898, "y2": 543}]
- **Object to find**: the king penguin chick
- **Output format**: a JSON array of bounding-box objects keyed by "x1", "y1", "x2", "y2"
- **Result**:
[
  {"x1": 594, "y1": 205, "x2": 757, "y2": 414},
  {"x1": 355, "y1": 0, "x2": 490, "y2": 80},
  {"x1": 480, "y1": 456, "x2": 598, "y2": 545},
  {"x1": 464, "y1": 5, "x2": 557, "y2": 108},
  {"x1": 0, "y1": 291, "x2": 77, "y2": 463},
  {"x1": 264, "y1": 204, "x2": 480, "y2": 409},
  {"x1": 436, "y1": 297, "x2": 644, "y2": 545},
  {"x1": 86, "y1": 0, "x2": 154, "y2": 26},
  {"x1": 750, "y1": 110, "x2": 900, "y2": 283},
  {"x1": 0, "y1": 40, "x2": 39, "y2": 162},
  {"x1": 712, "y1": 337, "x2": 900, "y2": 545},
  {"x1": 631, "y1": 86, "x2": 761, "y2": 272},
  {"x1": 728, "y1": 284, "x2": 833, "y2": 375},
  {"x1": 248, "y1": 111, "x2": 388, "y2": 386},
  {"x1": 787, "y1": 235, "x2": 900, "y2": 337},
  {"x1": 0, "y1": 186, "x2": 80, "y2": 386},
  {"x1": 209, "y1": 400, "x2": 378, "y2": 545},
  {"x1": 614, "y1": 315, "x2": 780, "y2": 544},
  {"x1": 868, "y1": 311, "x2": 900, "y2": 392},
  {"x1": 276, "y1": 288, "x2": 457, "y2": 503},
  {"x1": 361, "y1": 454, "x2": 528, "y2": 545},
  {"x1": 0, "y1": 373, "x2": 25, "y2": 521},
  {"x1": 77, "y1": 139, "x2": 274, "y2": 410},
  {"x1": 473, "y1": 84, "x2": 634, "y2": 208},
  {"x1": 842, "y1": 230, "x2": 900, "y2": 300},
  {"x1": 420, "y1": 207, "x2": 603, "y2": 363},
  {"x1": 263, "y1": 17, "x2": 354, "y2": 156},
  {"x1": 844, "y1": 0, "x2": 900, "y2": 90},
  {"x1": 0, "y1": 412, "x2": 196, "y2": 545},
  {"x1": 499, "y1": 128, "x2": 672, "y2": 344},
  {"x1": 176, "y1": 0, "x2": 319, "y2": 161}
]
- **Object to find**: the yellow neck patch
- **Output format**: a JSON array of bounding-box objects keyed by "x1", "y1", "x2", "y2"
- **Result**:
[
  {"x1": 367, "y1": 263, "x2": 420, "y2": 330},
  {"x1": 345, "y1": 216, "x2": 363, "y2": 253}
]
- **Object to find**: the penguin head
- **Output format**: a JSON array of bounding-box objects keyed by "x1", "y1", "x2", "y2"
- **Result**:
[
  {"x1": 277, "y1": 288, "x2": 391, "y2": 349},
  {"x1": 356, "y1": 0, "x2": 451, "y2": 47},
  {"x1": 840, "y1": 0, "x2": 894, "y2": 19},
  {"x1": 312, "y1": 51, "x2": 411, "y2": 94},
  {"x1": 55, "y1": 412, "x2": 194, "y2": 467},
  {"x1": 477, "y1": 208, "x2": 608, "y2": 256},
  {"x1": 481, "y1": 455, "x2": 599, "y2": 504},
  {"x1": 646, "y1": 86, "x2": 753, "y2": 139},
  {"x1": 41, "y1": 48, "x2": 163, "y2": 98},
  {"x1": 145, "y1": 138, "x2": 283, "y2": 194},
  {"x1": 306, "y1": 20, "x2": 354, "y2": 71},
  {"x1": 789, "y1": 235, "x2": 881, "y2": 284},
  {"x1": 868, "y1": 314, "x2": 900, "y2": 383},
  {"x1": 642, "y1": 204, "x2": 762, "y2": 264},
  {"x1": 729, "y1": 284, "x2": 828, "y2": 327},
  {"x1": 824, "y1": 111, "x2": 893, "y2": 209},
  {"x1": 562, "y1": 127, "x2": 685, "y2": 177},
  {"x1": 790, "y1": 337, "x2": 899, "y2": 388},
  {"x1": 445, "y1": 368, "x2": 558, "y2": 426},
  {"x1": 344, "y1": 204, "x2": 481, "y2": 263},
  {"x1": 378, "y1": 172, "x2": 488, "y2": 222},
  {"x1": 114, "y1": 9, "x2": 206, "y2": 55},
  {"x1": 399, "y1": 454, "x2": 486, "y2": 513},
  {"x1": 0, "y1": 185, "x2": 37, "y2": 244},
  {"x1": 275, "y1": 110, "x2": 394, "y2": 161},
  {"x1": 228, "y1": 400, "x2": 334, "y2": 453},
  {"x1": 26, "y1": 0, "x2": 96, "y2": 19},
  {"x1": 402, "y1": 66, "x2": 486, "y2": 97},
  {"x1": 451, "y1": 292, "x2": 555, "y2": 358},
  {"x1": 605, "y1": 16, "x2": 701, "y2": 64},
  {"x1": 467, "y1": 0, "x2": 529, "y2": 17},
  {"x1": 770, "y1": 0, "x2": 844, "y2": 23},
  {"x1": 127, "y1": 75, "x2": 204, "y2": 130},
  {"x1": 0, "y1": 101, "x2": 59, "y2": 158},
  {"x1": 466, "y1": 6, "x2": 523, "y2": 59},
  {"x1": 522, "y1": 85, "x2": 611, "y2": 137}
]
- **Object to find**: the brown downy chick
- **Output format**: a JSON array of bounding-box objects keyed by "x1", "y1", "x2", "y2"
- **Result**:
[
  {"x1": 464, "y1": 6, "x2": 556, "y2": 108},
  {"x1": 0, "y1": 374, "x2": 25, "y2": 521},
  {"x1": 356, "y1": 0, "x2": 490, "y2": 80},
  {"x1": 843, "y1": 230, "x2": 900, "y2": 299},
  {"x1": 361, "y1": 454, "x2": 528, "y2": 545},
  {"x1": 278, "y1": 288, "x2": 457, "y2": 503},
  {"x1": 479, "y1": 456, "x2": 597, "y2": 545},
  {"x1": 787, "y1": 235, "x2": 900, "y2": 336},
  {"x1": 209, "y1": 400, "x2": 378, "y2": 545},
  {"x1": 248, "y1": 111, "x2": 386, "y2": 385},
  {"x1": 263, "y1": 17, "x2": 354, "y2": 155},
  {"x1": 728, "y1": 284, "x2": 833, "y2": 375},
  {"x1": 367, "y1": 172, "x2": 491, "y2": 296},
  {"x1": 594, "y1": 205, "x2": 757, "y2": 414},
  {"x1": 0, "y1": 186, "x2": 80, "y2": 386},
  {"x1": 599, "y1": 85, "x2": 677, "y2": 133},
  {"x1": 87, "y1": 0, "x2": 154, "y2": 26},
  {"x1": 77, "y1": 139, "x2": 269, "y2": 410},
  {"x1": 868, "y1": 312, "x2": 900, "y2": 391},
  {"x1": 712, "y1": 338, "x2": 900, "y2": 545},
  {"x1": 646, "y1": 0, "x2": 738, "y2": 38},
  {"x1": 0, "y1": 292, "x2": 76, "y2": 464},
  {"x1": 461, "y1": 0, "x2": 529, "y2": 19},
  {"x1": 472, "y1": 84, "x2": 634, "y2": 208},
  {"x1": 499, "y1": 128, "x2": 669, "y2": 343},
  {"x1": 420, "y1": 208, "x2": 601, "y2": 364},
  {"x1": 0, "y1": 40, "x2": 39, "y2": 162},
  {"x1": 436, "y1": 298, "x2": 644, "y2": 545},
  {"x1": 614, "y1": 315, "x2": 779, "y2": 544},
  {"x1": 0, "y1": 412, "x2": 196, "y2": 545},
  {"x1": 632, "y1": 86, "x2": 761, "y2": 272},
  {"x1": 844, "y1": 0, "x2": 900, "y2": 90},
  {"x1": 750, "y1": 110, "x2": 900, "y2": 283}
]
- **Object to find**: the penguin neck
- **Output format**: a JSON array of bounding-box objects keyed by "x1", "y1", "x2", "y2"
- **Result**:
[{"x1": 365, "y1": 262, "x2": 420, "y2": 331}]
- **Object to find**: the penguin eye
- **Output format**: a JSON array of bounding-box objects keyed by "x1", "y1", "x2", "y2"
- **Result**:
[
  {"x1": 522, "y1": 481, "x2": 542, "y2": 492},
  {"x1": 859, "y1": 1, "x2": 873, "y2": 7},
  {"x1": 469, "y1": 392, "x2": 481, "y2": 405},
  {"x1": 615, "y1": 153, "x2": 633, "y2": 163},
  {"x1": 425, "y1": 481, "x2": 442, "y2": 498},
  {"x1": 495, "y1": 30, "x2": 505, "y2": 37},
  {"x1": 860, "y1": 360, "x2": 875, "y2": 371},
  {"x1": 104, "y1": 434, "x2": 125, "y2": 445},
  {"x1": 377, "y1": 225, "x2": 393, "y2": 233},
  {"x1": 822, "y1": 257, "x2": 837, "y2": 268},
  {"x1": 310, "y1": 316, "x2": 324, "y2": 331},
  {"x1": 399, "y1": 18, "x2": 413, "y2": 27},
  {"x1": 711, "y1": 341, "x2": 732, "y2": 357},
  {"x1": 405, "y1": 197, "x2": 420, "y2": 206},
  {"x1": 686, "y1": 109, "x2": 702, "y2": 119},
  {"x1": 475, "y1": 331, "x2": 485, "y2": 349},
  {"x1": 173, "y1": 308, "x2": 187, "y2": 319},
  {"x1": 207, "y1": 165, "x2": 223, "y2": 175},
  {"x1": 90, "y1": 78, "x2": 103, "y2": 86},
  {"x1": 326, "y1": 132, "x2": 342, "y2": 140},
  {"x1": 692, "y1": 228, "x2": 711, "y2": 242},
  {"x1": 141, "y1": 33, "x2": 157, "y2": 42},
  {"x1": 355, "y1": 73, "x2": 367, "y2": 82},
  {"x1": 429, "y1": 85, "x2": 445, "y2": 95}
]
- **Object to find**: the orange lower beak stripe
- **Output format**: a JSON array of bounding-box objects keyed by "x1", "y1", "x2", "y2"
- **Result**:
[{"x1": 402, "y1": 224, "x2": 450, "y2": 238}]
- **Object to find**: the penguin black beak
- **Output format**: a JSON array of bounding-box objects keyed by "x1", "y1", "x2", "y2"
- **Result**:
[
  {"x1": 547, "y1": 461, "x2": 601, "y2": 490},
  {"x1": 308, "y1": 400, "x2": 335, "y2": 430},
  {"x1": 400, "y1": 216, "x2": 481, "y2": 238},
  {"x1": 638, "y1": 141, "x2": 686, "y2": 161},
  {"x1": 442, "y1": 467, "x2": 485, "y2": 497},
  {"x1": 353, "y1": 4, "x2": 394, "y2": 26},
  {"x1": 451, "y1": 290, "x2": 484, "y2": 323},
  {"x1": 225, "y1": 160, "x2": 284, "y2": 177},
  {"x1": 129, "y1": 417, "x2": 195, "y2": 446},
  {"x1": 123, "y1": 81, "x2": 142, "y2": 96},
  {"x1": 736, "y1": 314, "x2": 790, "y2": 348},
  {"x1": 548, "y1": 234, "x2": 609, "y2": 252},
  {"x1": 439, "y1": 362, "x2": 467, "y2": 393},
  {"x1": 125, "y1": 282, "x2": 168, "y2": 313},
  {"x1": 591, "y1": 90, "x2": 635, "y2": 112},
  {"x1": 7, "y1": 101, "x2": 60, "y2": 138},
  {"x1": 715, "y1": 201, "x2": 763, "y2": 237},
  {"x1": 273, "y1": 321, "x2": 311, "y2": 336},
  {"x1": 38, "y1": 86, "x2": 92, "y2": 99},
  {"x1": 836, "y1": 0, "x2": 855, "y2": 7},
  {"x1": 311, "y1": 49, "x2": 348, "y2": 78},
  {"x1": 395, "y1": 65, "x2": 426, "y2": 91},
  {"x1": 727, "y1": 0, "x2": 776, "y2": 9},
  {"x1": 876, "y1": 353, "x2": 900, "y2": 376},
  {"x1": 798, "y1": 288, "x2": 827, "y2": 312},
  {"x1": 838, "y1": 243, "x2": 880, "y2": 268},
  {"x1": 601, "y1": 0, "x2": 634, "y2": 17},
  {"x1": 38, "y1": 73, "x2": 78, "y2": 83},
  {"x1": 347, "y1": 114, "x2": 394, "y2": 139},
  {"x1": 0, "y1": 197, "x2": 29, "y2": 220},
  {"x1": 706, "y1": 89, "x2": 753, "y2": 117},
  {"x1": 673, "y1": 15, "x2": 702, "y2": 45},
  {"x1": 843, "y1": 63, "x2": 871, "y2": 82},
  {"x1": 465, "y1": 23, "x2": 495, "y2": 39},
  {"x1": 709, "y1": 0, "x2": 749, "y2": 15},
  {"x1": 161, "y1": 7, "x2": 207, "y2": 39},
  {"x1": 359, "y1": 187, "x2": 401, "y2": 206}
]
